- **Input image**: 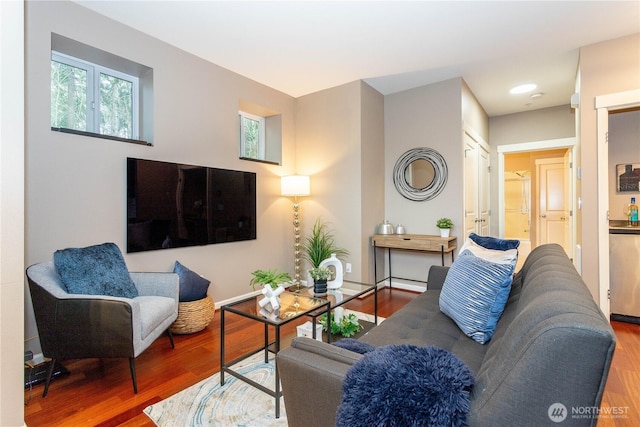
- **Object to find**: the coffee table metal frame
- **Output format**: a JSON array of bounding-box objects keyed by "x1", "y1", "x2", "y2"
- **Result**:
[
  {"x1": 304, "y1": 280, "x2": 379, "y2": 330},
  {"x1": 220, "y1": 291, "x2": 330, "y2": 419}
]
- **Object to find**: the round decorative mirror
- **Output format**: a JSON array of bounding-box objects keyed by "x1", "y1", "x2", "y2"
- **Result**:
[{"x1": 393, "y1": 147, "x2": 448, "y2": 201}]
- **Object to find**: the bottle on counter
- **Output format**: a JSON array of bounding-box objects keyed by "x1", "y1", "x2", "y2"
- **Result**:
[{"x1": 630, "y1": 197, "x2": 638, "y2": 226}]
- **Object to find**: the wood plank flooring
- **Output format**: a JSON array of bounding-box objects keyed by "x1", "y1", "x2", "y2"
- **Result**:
[{"x1": 23, "y1": 288, "x2": 640, "y2": 426}]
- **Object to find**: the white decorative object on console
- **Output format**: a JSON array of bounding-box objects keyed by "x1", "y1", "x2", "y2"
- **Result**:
[{"x1": 319, "y1": 253, "x2": 343, "y2": 289}]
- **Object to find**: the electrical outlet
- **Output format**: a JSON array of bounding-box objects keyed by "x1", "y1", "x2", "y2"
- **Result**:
[{"x1": 345, "y1": 263, "x2": 352, "y2": 273}]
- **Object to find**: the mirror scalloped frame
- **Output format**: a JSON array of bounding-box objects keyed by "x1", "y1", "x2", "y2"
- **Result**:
[{"x1": 393, "y1": 147, "x2": 448, "y2": 201}]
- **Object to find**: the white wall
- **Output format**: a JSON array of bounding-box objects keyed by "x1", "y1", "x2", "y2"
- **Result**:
[
  {"x1": 25, "y1": 1, "x2": 297, "y2": 353},
  {"x1": 1, "y1": 0, "x2": 25, "y2": 424}
]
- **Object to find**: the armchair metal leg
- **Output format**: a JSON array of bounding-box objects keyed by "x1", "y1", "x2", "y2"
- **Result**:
[
  {"x1": 42, "y1": 358, "x2": 56, "y2": 397},
  {"x1": 167, "y1": 328, "x2": 175, "y2": 349},
  {"x1": 129, "y1": 358, "x2": 138, "y2": 394}
]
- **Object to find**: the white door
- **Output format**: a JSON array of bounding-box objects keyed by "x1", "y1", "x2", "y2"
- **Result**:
[
  {"x1": 464, "y1": 134, "x2": 478, "y2": 237},
  {"x1": 464, "y1": 131, "x2": 490, "y2": 237},
  {"x1": 537, "y1": 158, "x2": 569, "y2": 254},
  {"x1": 478, "y1": 145, "x2": 490, "y2": 235}
]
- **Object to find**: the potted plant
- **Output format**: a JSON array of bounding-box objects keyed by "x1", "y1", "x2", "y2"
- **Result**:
[
  {"x1": 249, "y1": 269, "x2": 292, "y2": 290},
  {"x1": 436, "y1": 217, "x2": 454, "y2": 238},
  {"x1": 302, "y1": 218, "x2": 349, "y2": 286},
  {"x1": 319, "y1": 312, "x2": 362, "y2": 338},
  {"x1": 309, "y1": 266, "x2": 331, "y2": 296}
]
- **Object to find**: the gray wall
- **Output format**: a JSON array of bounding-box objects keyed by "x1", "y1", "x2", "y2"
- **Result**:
[
  {"x1": 489, "y1": 105, "x2": 576, "y2": 236},
  {"x1": 295, "y1": 81, "x2": 385, "y2": 283},
  {"x1": 25, "y1": 1, "x2": 298, "y2": 353},
  {"x1": 382, "y1": 78, "x2": 488, "y2": 286}
]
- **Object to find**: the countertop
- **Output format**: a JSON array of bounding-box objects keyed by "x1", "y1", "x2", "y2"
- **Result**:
[{"x1": 609, "y1": 220, "x2": 640, "y2": 234}]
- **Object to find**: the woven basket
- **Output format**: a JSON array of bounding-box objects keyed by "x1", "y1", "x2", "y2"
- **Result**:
[{"x1": 170, "y1": 295, "x2": 215, "y2": 334}]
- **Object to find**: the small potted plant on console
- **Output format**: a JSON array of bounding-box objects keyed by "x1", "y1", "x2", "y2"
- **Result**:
[
  {"x1": 309, "y1": 266, "x2": 331, "y2": 296},
  {"x1": 436, "y1": 217, "x2": 454, "y2": 238}
]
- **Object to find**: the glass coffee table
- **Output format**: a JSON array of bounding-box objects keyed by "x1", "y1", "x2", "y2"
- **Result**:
[
  {"x1": 220, "y1": 291, "x2": 330, "y2": 419},
  {"x1": 304, "y1": 280, "x2": 379, "y2": 339}
]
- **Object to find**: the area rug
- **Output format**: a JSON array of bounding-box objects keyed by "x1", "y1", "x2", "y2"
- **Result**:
[
  {"x1": 144, "y1": 310, "x2": 383, "y2": 426},
  {"x1": 144, "y1": 352, "x2": 286, "y2": 427}
]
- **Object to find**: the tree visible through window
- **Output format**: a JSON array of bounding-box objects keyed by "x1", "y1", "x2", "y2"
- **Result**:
[
  {"x1": 239, "y1": 111, "x2": 265, "y2": 160},
  {"x1": 51, "y1": 52, "x2": 138, "y2": 140}
]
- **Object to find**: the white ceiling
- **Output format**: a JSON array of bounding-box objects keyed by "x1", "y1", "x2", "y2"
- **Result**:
[{"x1": 74, "y1": 1, "x2": 640, "y2": 117}]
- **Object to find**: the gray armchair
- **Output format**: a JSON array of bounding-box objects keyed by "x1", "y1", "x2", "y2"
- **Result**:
[{"x1": 26, "y1": 261, "x2": 179, "y2": 396}]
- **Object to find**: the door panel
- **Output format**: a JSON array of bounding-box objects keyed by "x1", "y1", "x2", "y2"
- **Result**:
[{"x1": 538, "y1": 160, "x2": 569, "y2": 254}]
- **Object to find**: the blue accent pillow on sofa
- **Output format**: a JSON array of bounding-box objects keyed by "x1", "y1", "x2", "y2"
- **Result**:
[
  {"x1": 332, "y1": 338, "x2": 376, "y2": 354},
  {"x1": 439, "y1": 251, "x2": 514, "y2": 344},
  {"x1": 469, "y1": 232, "x2": 520, "y2": 251},
  {"x1": 336, "y1": 344, "x2": 474, "y2": 427},
  {"x1": 174, "y1": 261, "x2": 210, "y2": 302},
  {"x1": 53, "y1": 242, "x2": 138, "y2": 298}
]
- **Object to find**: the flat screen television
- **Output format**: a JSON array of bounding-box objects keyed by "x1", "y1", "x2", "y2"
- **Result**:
[{"x1": 127, "y1": 158, "x2": 256, "y2": 253}]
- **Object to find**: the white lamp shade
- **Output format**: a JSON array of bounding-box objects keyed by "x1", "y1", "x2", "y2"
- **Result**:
[{"x1": 281, "y1": 175, "x2": 310, "y2": 196}]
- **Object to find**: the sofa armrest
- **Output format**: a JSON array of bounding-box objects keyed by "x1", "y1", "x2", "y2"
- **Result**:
[
  {"x1": 277, "y1": 338, "x2": 363, "y2": 427},
  {"x1": 427, "y1": 265, "x2": 449, "y2": 290},
  {"x1": 130, "y1": 272, "x2": 179, "y2": 300}
]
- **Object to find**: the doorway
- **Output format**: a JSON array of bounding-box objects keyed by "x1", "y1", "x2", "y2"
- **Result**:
[{"x1": 498, "y1": 138, "x2": 576, "y2": 271}]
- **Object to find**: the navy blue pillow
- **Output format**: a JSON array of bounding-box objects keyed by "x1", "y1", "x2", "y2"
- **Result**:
[
  {"x1": 332, "y1": 338, "x2": 376, "y2": 354},
  {"x1": 336, "y1": 345, "x2": 474, "y2": 427},
  {"x1": 53, "y1": 242, "x2": 138, "y2": 298},
  {"x1": 469, "y1": 232, "x2": 520, "y2": 251},
  {"x1": 174, "y1": 261, "x2": 210, "y2": 302}
]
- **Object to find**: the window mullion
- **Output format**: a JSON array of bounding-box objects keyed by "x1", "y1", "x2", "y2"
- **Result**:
[{"x1": 87, "y1": 64, "x2": 97, "y2": 133}]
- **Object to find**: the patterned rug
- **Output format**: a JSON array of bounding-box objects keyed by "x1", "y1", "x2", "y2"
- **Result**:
[
  {"x1": 144, "y1": 310, "x2": 383, "y2": 426},
  {"x1": 144, "y1": 352, "x2": 286, "y2": 427}
]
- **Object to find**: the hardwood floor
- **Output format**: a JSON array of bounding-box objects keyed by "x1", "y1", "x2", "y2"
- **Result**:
[{"x1": 24, "y1": 288, "x2": 640, "y2": 426}]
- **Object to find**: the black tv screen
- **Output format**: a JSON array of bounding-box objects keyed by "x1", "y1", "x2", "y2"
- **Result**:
[{"x1": 127, "y1": 158, "x2": 256, "y2": 253}]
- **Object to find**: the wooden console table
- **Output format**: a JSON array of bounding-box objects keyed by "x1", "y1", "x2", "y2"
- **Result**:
[{"x1": 372, "y1": 234, "x2": 457, "y2": 287}]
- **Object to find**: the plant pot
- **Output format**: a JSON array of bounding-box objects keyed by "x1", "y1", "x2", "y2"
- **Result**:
[
  {"x1": 439, "y1": 228, "x2": 450, "y2": 238},
  {"x1": 313, "y1": 279, "x2": 328, "y2": 296}
]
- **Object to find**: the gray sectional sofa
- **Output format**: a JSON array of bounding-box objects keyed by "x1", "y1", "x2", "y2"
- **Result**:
[{"x1": 277, "y1": 244, "x2": 616, "y2": 426}]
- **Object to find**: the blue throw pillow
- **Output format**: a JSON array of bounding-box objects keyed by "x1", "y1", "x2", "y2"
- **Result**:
[
  {"x1": 336, "y1": 344, "x2": 474, "y2": 427},
  {"x1": 53, "y1": 242, "x2": 138, "y2": 298},
  {"x1": 439, "y1": 251, "x2": 514, "y2": 344},
  {"x1": 174, "y1": 261, "x2": 210, "y2": 302},
  {"x1": 332, "y1": 338, "x2": 376, "y2": 354},
  {"x1": 469, "y1": 232, "x2": 520, "y2": 251}
]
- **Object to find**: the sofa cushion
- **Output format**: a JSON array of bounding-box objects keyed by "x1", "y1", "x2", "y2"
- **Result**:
[
  {"x1": 54, "y1": 242, "x2": 138, "y2": 298},
  {"x1": 336, "y1": 344, "x2": 474, "y2": 427},
  {"x1": 359, "y1": 289, "x2": 487, "y2": 374},
  {"x1": 173, "y1": 261, "x2": 210, "y2": 302},
  {"x1": 439, "y1": 251, "x2": 514, "y2": 344},
  {"x1": 136, "y1": 295, "x2": 177, "y2": 340}
]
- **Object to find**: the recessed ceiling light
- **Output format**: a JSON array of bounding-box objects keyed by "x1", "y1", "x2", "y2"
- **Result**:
[
  {"x1": 510, "y1": 83, "x2": 537, "y2": 95},
  {"x1": 530, "y1": 92, "x2": 544, "y2": 99}
]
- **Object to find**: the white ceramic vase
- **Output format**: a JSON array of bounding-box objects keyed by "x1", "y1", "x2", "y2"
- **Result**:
[{"x1": 439, "y1": 228, "x2": 450, "y2": 238}]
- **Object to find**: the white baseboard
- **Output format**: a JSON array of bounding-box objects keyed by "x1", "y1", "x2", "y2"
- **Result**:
[{"x1": 387, "y1": 279, "x2": 427, "y2": 293}]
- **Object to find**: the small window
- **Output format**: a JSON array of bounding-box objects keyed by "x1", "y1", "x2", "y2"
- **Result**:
[
  {"x1": 51, "y1": 51, "x2": 139, "y2": 140},
  {"x1": 239, "y1": 111, "x2": 266, "y2": 161}
]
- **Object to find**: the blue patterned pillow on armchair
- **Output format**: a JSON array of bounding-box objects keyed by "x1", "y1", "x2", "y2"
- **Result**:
[{"x1": 54, "y1": 242, "x2": 138, "y2": 298}]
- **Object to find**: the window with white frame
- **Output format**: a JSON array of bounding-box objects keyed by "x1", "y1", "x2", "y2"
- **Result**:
[
  {"x1": 51, "y1": 51, "x2": 140, "y2": 140},
  {"x1": 239, "y1": 111, "x2": 266, "y2": 161}
]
